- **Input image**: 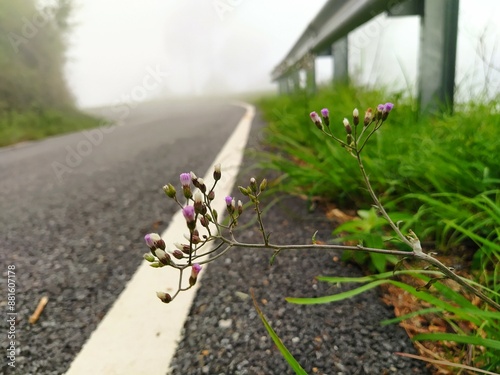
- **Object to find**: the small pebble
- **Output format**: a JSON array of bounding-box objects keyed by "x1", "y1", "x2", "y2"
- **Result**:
[{"x1": 218, "y1": 319, "x2": 232, "y2": 329}]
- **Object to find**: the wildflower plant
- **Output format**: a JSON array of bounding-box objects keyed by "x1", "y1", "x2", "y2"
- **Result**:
[{"x1": 143, "y1": 103, "x2": 500, "y2": 372}]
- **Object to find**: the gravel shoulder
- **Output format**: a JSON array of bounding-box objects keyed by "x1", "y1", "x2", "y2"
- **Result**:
[{"x1": 167, "y1": 110, "x2": 431, "y2": 375}]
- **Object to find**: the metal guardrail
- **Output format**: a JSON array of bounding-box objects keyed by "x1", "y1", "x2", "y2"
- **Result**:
[{"x1": 271, "y1": 0, "x2": 460, "y2": 113}]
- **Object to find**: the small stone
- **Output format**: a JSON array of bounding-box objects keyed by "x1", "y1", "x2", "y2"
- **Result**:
[
  {"x1": 291, "y1": 337, "x2": 300, "y2": 344},
  {"x1": 335, "y1": 362, "x2": 346, "y2": 371},
  {"x1": 235, "y1": 291, "x2": 249, "y2": 301},
  {"x1": 218, "y1": 319, "x2": 232, "y2": 329}
]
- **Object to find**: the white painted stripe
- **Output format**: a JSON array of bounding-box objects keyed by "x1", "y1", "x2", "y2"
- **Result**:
[{"x1": 65, "y1": 103, "x2": 255, "y2": 375}]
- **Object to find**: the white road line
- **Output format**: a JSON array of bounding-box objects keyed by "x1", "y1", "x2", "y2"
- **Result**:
[{"x1": 65, "y1": 102, "x2": 255, "y2": 375}]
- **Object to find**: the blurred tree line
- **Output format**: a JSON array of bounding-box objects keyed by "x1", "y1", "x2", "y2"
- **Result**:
[{"x1": 0, "y1": 0, "x2": 74, "y2": 113}]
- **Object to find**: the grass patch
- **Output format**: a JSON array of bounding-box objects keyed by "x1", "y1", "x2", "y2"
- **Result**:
[
  {"x1": 0, "y1": 108, "x2": 102, "y2": 147},
  {"x1": 255, "y1": 84, "x2": 500, "y2": 258},
  {"x1": 255, "y1": 84, "x2": 500, "y2": 373},
  {"x1": 256, "y1": 85, "x2": 499, "y2": 205}
]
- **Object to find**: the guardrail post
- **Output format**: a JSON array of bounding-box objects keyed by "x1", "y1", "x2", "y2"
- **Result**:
[
  {"x1": 291, "y1": 70, "x2": 301, "y2": 91},
  {"x1": 278, "y1": 78, "x2": 287, "y2": 95},
  {"x1": 418, "y1": 0, "x2": 459, "y2": 113},
  {"x1": 306, "y1": 65, "x2": 316, "y2": 94},
  {"x1": 332, "y1": 36, "x2": 348, "y2": 84}
]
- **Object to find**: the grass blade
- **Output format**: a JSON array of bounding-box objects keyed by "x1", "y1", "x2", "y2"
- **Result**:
[
  {"x1": 413, "y1": 333, "x2": 500, "y2": 350},
  {"x1": 251, "y1": 289, "x2": 308, "y2": 375},
  {"x1": 286, "y1": 280, "x2": 387, "y2": 304}
]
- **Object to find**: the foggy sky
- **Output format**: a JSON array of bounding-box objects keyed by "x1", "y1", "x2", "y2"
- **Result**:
[{"x1": 66, "y1": 0, "x2": 500, "y2": 108}]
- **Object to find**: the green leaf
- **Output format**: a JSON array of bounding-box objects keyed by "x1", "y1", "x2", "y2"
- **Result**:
[
  {"x1": 252, "y1": 291, "x2": 308, "y2": 375},
  {"x1": 286, "y1": 280, "x2": 387, "y2": 304},
  {"x1": 413, "y1": 333, "x2": 500, "y2": 351},
  {"x1": 370, "y1": 252, "x2": 387, "y2": 273},
  {"x1": 288, "y1": 276, "x2": 485, "y2": 326}
]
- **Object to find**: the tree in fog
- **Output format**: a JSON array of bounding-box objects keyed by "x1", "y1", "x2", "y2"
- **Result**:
[{"x1": 0, "y1": 0, "x2": 74, "y2": 112}]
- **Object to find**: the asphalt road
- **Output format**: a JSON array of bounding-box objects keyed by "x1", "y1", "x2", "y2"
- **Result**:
[
  {"x1": 0, "y1": 99, "x2": 245, "y2": 375},
  {"x1": 0, "y1": 99, "x2": 429, "y2": 375}
]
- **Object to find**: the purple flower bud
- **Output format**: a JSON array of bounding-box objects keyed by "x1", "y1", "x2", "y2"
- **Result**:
[
  {"x1": 182, "y1": 205, "x2": 195, "y2": 222},
  {"x1": 226, "y1": 196, "x2": 235, "y2": 214},
  {"x1": 144, "y1": 233, "x2": 165, "y2": 250},
  {"x1": 382, "y1": 102, "x2": 394, "y2": 120},
  {"x1": 310, "y1": 111, "x2": 323, "y2": 129},
  {"x1": 180, "y1": 173, "x2": 191, "y2": 187},
  {"x1": 320, "y1": 108, "x2": 330, "y2": 127},
  {"x1": 144, "y1": 233, "x2": 160, "y2": 248},
  {"x1": 310, "y1": 111, "x2": 320, "y2": 122},
  {"x1": 384, "y1": 102, "x2": 394, "y2": 112},
  {"x1": 189, "y1": 263, "x2": 202, "y2": 286},
  {"x1": 191, "y1": 263, "x2": 202, "y2": 277}
]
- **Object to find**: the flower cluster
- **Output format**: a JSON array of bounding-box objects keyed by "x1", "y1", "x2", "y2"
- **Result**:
[
  {"x1": 143, "y1": 163, "x2": 245, "y2": 303},
  {"x1": 310, "y1": 102, "x2": 394, "y2": 153},
  {"x1": 144, "y1": 103, "x2": 396, "y2": 305}
]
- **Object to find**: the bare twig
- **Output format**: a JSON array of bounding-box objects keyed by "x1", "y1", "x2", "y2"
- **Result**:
[{"x1": 29, "y1": 296, "x2": 48, "y2": 324}]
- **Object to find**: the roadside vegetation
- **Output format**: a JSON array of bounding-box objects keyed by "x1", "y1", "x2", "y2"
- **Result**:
[
  {"x1": 0, "y1": 0, "x2": 100, "y2": 147},
  {"x1": 255, "y1": 85, "x2": 500, "y2": 373}
]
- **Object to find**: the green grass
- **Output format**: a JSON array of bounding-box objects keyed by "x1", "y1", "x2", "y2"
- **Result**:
[
  {"x1": 255, "y1": 84, "x2": 500, "y2": 267},
  {"x1": 0, "y1": 108, "x2": 102, "y2": 147},
  {"x1": 256, "y1": 85, "x2": 500, "y2": 206},
  {"x1": 254, "y1": 84, "x2": 500, "y2": 372},
  {"x1": 287, "y1": 270, "x2": 500, "y2": 373}
]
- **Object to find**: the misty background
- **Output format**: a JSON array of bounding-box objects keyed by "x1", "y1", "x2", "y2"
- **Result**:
[
  {"x1": 3, "y1": 0, "x2": 499, "y2": 110},
  {"x1": 65, "y1": 0, "x2": 500, "y2": 109}
]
